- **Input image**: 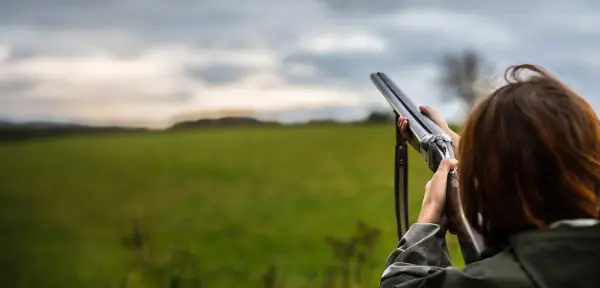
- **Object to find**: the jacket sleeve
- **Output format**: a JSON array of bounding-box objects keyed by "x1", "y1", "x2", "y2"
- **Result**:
[{"x1": 380, "y1": 223, "x2": 453, "y2": 287}]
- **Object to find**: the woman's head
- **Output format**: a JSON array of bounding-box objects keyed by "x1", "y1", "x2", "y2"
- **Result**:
[{"x1": 458, "y1": 64, "x2": 600, "y2": 246}]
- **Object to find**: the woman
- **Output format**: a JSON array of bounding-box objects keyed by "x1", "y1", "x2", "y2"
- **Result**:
[{"x1": 380, "y1": 64, "x2": 600, "y2": 288}]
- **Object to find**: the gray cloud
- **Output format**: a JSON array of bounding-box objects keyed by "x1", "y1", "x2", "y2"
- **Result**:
[
  {"x1": 0, "y1": 77, "x2": 36, "y2": 96},
  {"x1": 318, "y1": 0, "x2": 405, "y2": 14},
  {"x1": 281, "y1": 51, "x2": 429, "y2": 90},
  {"x1": 185, "y1": 64, "x2": 256, "y2": 85},
  {"x1": 4, "y1": 47, "x2": 38, "y2": 62}
]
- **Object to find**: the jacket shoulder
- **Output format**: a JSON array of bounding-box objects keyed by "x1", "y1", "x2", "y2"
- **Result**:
[
  {"x1": 445, "y1": 248, "x2": 534, "y2": 287},
  {"x1": 381, "y1": 249, "x2": 535, "y2": 288}
]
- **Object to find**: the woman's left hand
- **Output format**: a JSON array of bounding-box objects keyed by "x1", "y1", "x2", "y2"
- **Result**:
[{"x1": 417, "y1": 158, "x2": 459, "y2": 224}]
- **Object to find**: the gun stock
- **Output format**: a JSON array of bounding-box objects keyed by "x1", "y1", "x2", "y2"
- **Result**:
[
  {"x1": 446, "y1": 172, "x2": 486, "y2": 264},
  {"x1": 370, "y1": 72, "x2": 486, "y2": 264}
]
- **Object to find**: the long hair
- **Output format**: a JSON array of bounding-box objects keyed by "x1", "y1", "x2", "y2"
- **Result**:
[{"x1": 458, "y1": 64, "x2": 600, "y2": 246}]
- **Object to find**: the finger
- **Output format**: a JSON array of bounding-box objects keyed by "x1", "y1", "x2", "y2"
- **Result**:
[
  {"x1": 397, "y1": 117, "x2": 406, "y2": 128},
  {"x1": 436, "y1": 158, "x2": 459, "y2": 174},
  {"x1": 397, "y1": 118, "x2": 408, "y2": 131},
  {"x1": 419, "y1": 105, "x2": 432, "y2": 115}
]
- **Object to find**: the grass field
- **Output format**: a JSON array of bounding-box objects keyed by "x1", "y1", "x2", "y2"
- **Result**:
[{"x1": 0, "y1": 124, "x2": 463, "y2": 288}]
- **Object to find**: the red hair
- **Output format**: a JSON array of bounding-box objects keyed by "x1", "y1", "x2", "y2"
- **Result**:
[{"x1": 458, "y1": 64, "x2": 600, "y2": 246}]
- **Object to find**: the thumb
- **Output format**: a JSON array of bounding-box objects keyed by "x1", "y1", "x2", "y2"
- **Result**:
[
  {"x1": 436, "y1": 158, "x2": 458, "y2": 173},
  {"x1": 419, "y1": 105, "x2": 432, "y2": 115}
]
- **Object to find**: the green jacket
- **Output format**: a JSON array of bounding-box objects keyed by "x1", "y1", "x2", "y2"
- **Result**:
[{"x1": 380, "y1": 220, "x2": 600, "y2": 288}]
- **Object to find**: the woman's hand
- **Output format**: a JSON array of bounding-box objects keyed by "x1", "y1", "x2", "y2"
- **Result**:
[
  {"x1": 397, "y1": 105, "x2": 461, "y2": 156},
  {"x1": 417, "y1": 158, "x2": 459, "y2": 224},
  {"x1": 419, "y1": 105, "x2": 449, "y2": 131}
]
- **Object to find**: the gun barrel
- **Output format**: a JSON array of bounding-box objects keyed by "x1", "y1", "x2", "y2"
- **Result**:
[
  {"x1": 371, "y1": 71, "x2": 487, "y2": 265},
  {"x1": 370, "y1": 72, "x2": 447, "y2": 144}
]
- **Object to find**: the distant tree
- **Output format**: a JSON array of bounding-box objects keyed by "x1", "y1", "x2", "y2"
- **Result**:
[
  {"x1": 439, "y1": 49, "x2": 492, "y2": 109},
  {"x1": 364, "y1": 110, "x2": 395, "y2": 123}
]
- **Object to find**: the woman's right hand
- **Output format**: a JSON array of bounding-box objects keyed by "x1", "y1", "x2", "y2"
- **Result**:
[
  {"x1": 397, "y1": 105, "x2": 461, "y2": 155},
  {"x1": 419, "y1": 105, "x2": 450, "y2": 132},
  {"x1": 417, "y1": 158, "x2": 459, "y2": 224}
]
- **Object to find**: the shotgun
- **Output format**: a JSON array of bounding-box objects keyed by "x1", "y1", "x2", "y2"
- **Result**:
[{"x1": 370, "y1": 72, "x2": 485, "y2": 264}]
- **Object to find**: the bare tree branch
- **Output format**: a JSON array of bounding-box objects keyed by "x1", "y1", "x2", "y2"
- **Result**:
[{"x1": 439, "y1": 49, "x2": 491, "y2": 108}]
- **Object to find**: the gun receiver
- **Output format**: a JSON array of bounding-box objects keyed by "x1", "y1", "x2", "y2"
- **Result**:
[{"x1": 370, "y1": 72, "x2": 485, "y2": 265}]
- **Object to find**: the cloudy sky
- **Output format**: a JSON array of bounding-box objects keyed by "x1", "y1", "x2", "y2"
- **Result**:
[{"x1": 1, "y1": 0, "x2": 599, "y2": 128}]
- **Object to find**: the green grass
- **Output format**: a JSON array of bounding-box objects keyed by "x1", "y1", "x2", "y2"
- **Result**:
[{"x1": 0, "y1": 124, "x2": 463, "y2": 288}]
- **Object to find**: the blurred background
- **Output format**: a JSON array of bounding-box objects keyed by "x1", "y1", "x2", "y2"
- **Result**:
[{"x1": 1, "y1": 0, "x2": 599, "y2": 287}]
